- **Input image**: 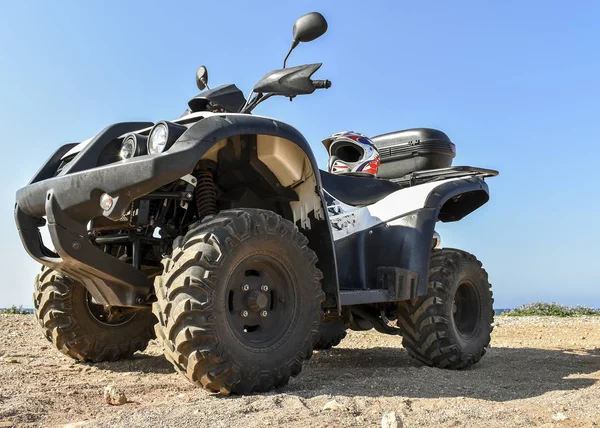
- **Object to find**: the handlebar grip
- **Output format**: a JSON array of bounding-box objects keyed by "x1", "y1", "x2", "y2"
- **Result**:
[{"x1": 312, "y1": 79, "x2": 331, "y2": 89}]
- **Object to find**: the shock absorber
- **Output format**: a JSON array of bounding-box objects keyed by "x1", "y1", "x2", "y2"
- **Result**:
[{"x1": 194, "y1": 160, "x2": 218, "y2": 222}]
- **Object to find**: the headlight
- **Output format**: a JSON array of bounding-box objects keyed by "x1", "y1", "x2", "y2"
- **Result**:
[
  {"x1": 147, "y1": 121, "x2": 187, "y2": 155},
  {"x1": 120, "y1": 134, "x2": 148, "y2": 160}
]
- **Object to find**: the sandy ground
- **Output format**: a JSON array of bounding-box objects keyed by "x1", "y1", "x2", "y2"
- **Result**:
[{"x1": 0, "y1": 314, "x2": 599, "y2": 427}]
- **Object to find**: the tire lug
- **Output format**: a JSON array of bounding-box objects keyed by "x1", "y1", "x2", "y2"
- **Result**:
[
  {"x1": 241, "y1": 284, "x2": 250, "y2": 291},
  {"x1": 241, "y1": 310, "x2": 249, "y2": 318},
  {"x1": 261, "y1": 285, "x2": 269, "y2": 292},
  {"x1": 260, "y1": 310, "x2": 268, "y2": 318}
]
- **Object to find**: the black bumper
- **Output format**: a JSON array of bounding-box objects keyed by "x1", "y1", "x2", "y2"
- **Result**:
[
  {"x1": 15, "y1": 115, "x2": 324, "y2": 307},
  {"x1": 15, "y1": 122, "x2": 169, "y2": 307}
]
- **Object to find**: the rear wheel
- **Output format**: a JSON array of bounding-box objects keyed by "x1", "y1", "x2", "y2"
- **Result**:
[
  {"x1": 153, "y1": 209, "x2": 324, "y2": 394},
  {"x1": 33, "y1": 267, "x2": 156, "y2": 362},
  {"x1": 314, "y1": 316, "x2": 347, "y2": 350},
  {"x1": 397, "y1": 249, "x2": 493, "y2": 369}
]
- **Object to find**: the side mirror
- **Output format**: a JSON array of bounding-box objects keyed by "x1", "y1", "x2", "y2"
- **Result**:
[
  {"x1": 292, "y1": 12, "x2": 328, "y2": 43},
  {"x1": 196, "y1": 66, "x2": 209, "y2": 91},
  {"x1": 283, "y1": 12, "x2": 328, "y2": 68}
]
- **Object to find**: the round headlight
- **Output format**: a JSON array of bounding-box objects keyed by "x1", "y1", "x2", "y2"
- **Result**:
[
  {"x1": 120, "y1": 136, "x2": 136, "y2": 159},
  {"x1": 147, "y1": 121, "x2": 187, "y2": 155},
  {"x1": 148, "y1": 123, "x2": 168, "y2": 154},
  {"x1": 120, "y1": 134, "x2": 148, "y2": 160}
]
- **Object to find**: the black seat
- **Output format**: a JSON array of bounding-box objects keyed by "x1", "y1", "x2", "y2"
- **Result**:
[{"x1": 320, "y1": 170, "x2": 400, "y2": 206}]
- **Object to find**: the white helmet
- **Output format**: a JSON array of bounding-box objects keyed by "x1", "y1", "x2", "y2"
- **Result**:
[{"x1": 322, "y1": 131, "x2": 381, "y2": 177}]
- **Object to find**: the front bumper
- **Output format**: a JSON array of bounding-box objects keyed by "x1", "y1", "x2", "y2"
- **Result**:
[{"x1": 14, "y1": 122, "x2": 178, "y2": 307}]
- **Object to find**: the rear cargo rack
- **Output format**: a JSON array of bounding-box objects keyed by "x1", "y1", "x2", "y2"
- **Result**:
[{"x1": 389, "y1": 166, "x2": 499, "y2": 187}]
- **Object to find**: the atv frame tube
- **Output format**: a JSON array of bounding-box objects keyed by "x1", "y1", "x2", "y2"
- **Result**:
[{"x1": 15, "y1": 115, "x2": 339, "y2": 308}]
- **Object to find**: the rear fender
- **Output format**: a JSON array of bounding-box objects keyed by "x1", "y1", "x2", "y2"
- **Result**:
[
  {"x1": 333, "y1": 176, "x2": 490, "y2": 299},
  {"x1": 427, "y1": 178, "x2": 490, "y2": 223},
  {"x1": 405, "y1": 176, "x2": 491, "y2": 296}
]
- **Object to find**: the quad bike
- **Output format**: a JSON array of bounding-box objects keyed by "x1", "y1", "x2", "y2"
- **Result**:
[{"x1": 14, "y1": 12, "x2": 497, "y2": 394}]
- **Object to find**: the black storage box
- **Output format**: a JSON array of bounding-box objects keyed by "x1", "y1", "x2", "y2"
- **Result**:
[{"x1": 371, "y1": 128, "x2": 456, "y2": 179}]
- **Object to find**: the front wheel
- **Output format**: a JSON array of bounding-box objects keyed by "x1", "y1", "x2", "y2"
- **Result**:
[
  {"x1": 153, "y1": 209, "x2": 324, "y2": 394},
  {"x1": 397, "y1": 249, "x2": 494, "y2": 369},
  {"x1": 33, "y1": 267, "x2": 156, "y2": 362}
]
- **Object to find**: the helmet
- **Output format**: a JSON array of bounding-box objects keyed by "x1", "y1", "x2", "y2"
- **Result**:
[{"x1": 322, "y1": 131, "x2": 381, "y2": 177}]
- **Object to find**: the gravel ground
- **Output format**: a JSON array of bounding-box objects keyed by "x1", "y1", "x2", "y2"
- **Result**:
[{"x1": 0, "y1": 314, "x2": 599, "y2": 427}]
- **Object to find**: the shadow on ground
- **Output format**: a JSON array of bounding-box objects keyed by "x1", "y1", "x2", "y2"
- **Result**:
[
  {"x1": 283, "y1": 346, "x2": 600, "y2": 401},
  {"x1": 87, "y1": 345, "x2": 599, "y2": 402},
  {"x1": 92, "y1": 353, "x2": 176, "y2": 375}
]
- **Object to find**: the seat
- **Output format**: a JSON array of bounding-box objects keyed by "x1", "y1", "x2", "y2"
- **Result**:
[{"x1": 320, "y1": 170, "x2": 400, "y2": 206}]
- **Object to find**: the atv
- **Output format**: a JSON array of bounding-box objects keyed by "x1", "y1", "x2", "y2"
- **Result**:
[{"x1": 15, "y1": 12, "x2": 497, "y2": 394}]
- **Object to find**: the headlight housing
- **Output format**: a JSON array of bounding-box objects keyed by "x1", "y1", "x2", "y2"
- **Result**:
[
  {"x1": 147, "y1": 121, "x2": 187, "y2": 155},
  {"x1": 120, "y1": 133, "x2": 148, "y2": 160}
]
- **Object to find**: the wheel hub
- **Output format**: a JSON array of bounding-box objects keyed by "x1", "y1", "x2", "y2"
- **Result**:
[
  {"x1": 247, "y1": 290, "x2": 269, "y2": 312},
  {"x1": 225, "y1": 254, "x2": 295, "y2": 348}
]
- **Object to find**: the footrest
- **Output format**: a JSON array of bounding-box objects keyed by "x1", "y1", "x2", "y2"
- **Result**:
[{"x1": 339, "y1": 289, "x2": 392, "y2": 306}]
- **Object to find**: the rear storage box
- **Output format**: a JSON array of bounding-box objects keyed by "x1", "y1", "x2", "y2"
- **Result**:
[{"x1": 371, "y1": 128, "x2": 455, "y2": 179}]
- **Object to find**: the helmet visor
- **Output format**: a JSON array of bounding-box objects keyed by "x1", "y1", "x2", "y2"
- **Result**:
[{"x1": 330, "y1": 141, "x2": 364, "y2": 162}]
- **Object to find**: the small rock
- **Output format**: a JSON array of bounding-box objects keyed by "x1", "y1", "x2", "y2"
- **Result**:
[
  {"x1": 103, "y1": 386, "x2": 127, "y2": 406},
  {"x1": 552, "y1": 412, "x2": 568, "y2": 421},
  {"x1": 67, "y1": 390, "x2": 79, "y2": 396},
  {"x1": 322, "y1": 400, "x2": 346, "y2": 412},
  {"x1": 9, "y1": 359, "x2": 19, "y2": 364},
  {"x1": 381, "y1": 411, "x2": 402, "y2": 428}
]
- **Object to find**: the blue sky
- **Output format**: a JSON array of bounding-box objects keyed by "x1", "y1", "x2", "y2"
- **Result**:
[{"x1": 1, "y1": 1, "x2": 599, "y2": 308}]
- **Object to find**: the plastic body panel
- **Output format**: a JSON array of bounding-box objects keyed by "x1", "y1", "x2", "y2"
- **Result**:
[{"x1": 371, "y1": 128, "x2": 456, "y2": 179}]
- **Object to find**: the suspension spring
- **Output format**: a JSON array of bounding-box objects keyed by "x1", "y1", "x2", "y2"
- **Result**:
[{"x1": 194, "y1": 160, "x2": 218, "y2": 222}]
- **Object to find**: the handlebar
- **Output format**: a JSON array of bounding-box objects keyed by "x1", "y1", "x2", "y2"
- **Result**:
[{"x1": 312, "y1": 79, "x2": 331, "y2": 89}]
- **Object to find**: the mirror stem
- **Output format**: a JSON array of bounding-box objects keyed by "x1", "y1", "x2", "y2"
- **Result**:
[{"x1": 283, "y1": 40, "x2": 299, "y2": 68}]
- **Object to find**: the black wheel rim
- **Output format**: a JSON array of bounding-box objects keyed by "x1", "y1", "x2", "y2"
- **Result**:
[
  {"x1": 85, "y1": 291, "x2": 137, "y2": 326},
  {"x1": 452, "y1": 280, "x2": 481, "y2": 339},
  {"x1": 225, "y1": 253, "x2": 296, "y2": 349}
]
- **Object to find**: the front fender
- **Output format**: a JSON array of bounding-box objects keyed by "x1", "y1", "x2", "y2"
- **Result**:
[
  {"x1": 173, "y1": 114, "x2": 340, "y2": 309},
  {"x1": 173, "y1": 114, "x2": 323, "y2": 184}
]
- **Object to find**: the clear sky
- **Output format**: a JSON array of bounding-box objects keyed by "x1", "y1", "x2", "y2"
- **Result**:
[{"x1": 1, "y1": 1, "x2": 599, "y2": 309}]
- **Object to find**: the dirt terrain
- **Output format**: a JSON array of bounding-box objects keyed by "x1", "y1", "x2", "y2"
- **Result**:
[{"x1": 0, "y1": 314, "x2": 599, "y2": 427}]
